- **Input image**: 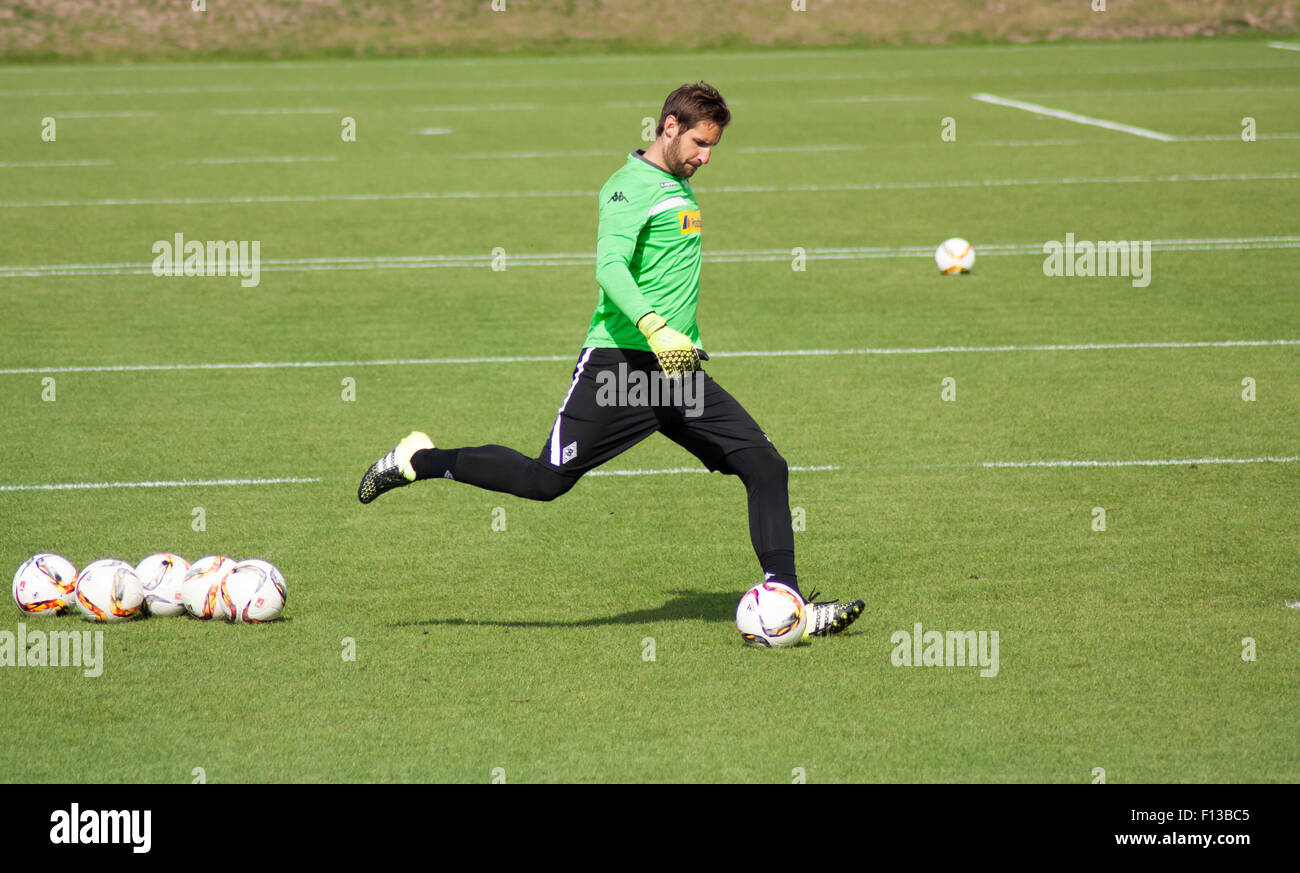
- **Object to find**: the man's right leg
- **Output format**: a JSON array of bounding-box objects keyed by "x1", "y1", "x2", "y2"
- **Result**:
[
  {"x1": 409, "y1": 445, "x2": 577, "y2": 501},
  {"x1": 356, "y1": 348, "x2": 664, "y2": 504}
]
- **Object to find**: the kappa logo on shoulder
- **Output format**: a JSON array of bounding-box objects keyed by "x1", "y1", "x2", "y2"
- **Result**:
[{"x1": 607, "y1": 191, "x2": 627, "y2": 203}]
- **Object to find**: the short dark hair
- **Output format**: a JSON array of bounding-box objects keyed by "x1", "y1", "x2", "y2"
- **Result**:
[{"x1": 657, "y1": 82, "x2": 730, "y2": 137}]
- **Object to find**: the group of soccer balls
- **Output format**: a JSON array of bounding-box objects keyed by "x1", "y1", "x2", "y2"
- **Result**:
[{"x1": 12, "y1": 553, "x2": 286, "y2": 624}]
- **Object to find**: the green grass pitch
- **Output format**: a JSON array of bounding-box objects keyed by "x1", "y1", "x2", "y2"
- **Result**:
[{"x1": 0, "y1": 38, "x2": 1297, "y2": 783}]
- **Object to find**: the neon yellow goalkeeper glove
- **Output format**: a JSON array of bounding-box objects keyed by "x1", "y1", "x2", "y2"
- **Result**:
[{"x1": 637, "y1": 312, "x2": 704, "y2": 378}]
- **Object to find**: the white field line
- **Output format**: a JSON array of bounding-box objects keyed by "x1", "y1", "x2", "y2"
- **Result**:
[
  {"x1": 2, "y1": 339, "x2": 1296, "y2": 377},
  {"x1": 0, "y1": 135, "x2": 1237, "y2": 175},
  {"x1": 4, "y1": 237, "x2": 1296, "y2": 280},
  {"x1": 705, "y1": 172, "x2": 1300, "y2": 193},
  {"x1": 1177, "y1": 133, "x2": 1300, "y2": 142},
  {"x1": 8, "y1": 457, "x2": 1295, "y2": 492},
  {"x1": 597, "y1": 456, "x2": 1300, "y2": 473},
  {"x1": 8, "y1": 135, "x2": 1253, "y2": 176},
  {"x1": 0, "y1": 42, "x2": 1283, "y2": 74},
  {"x1": 3, "y1": 171, "x2": 1296, "y2": 210},
  {"x1": 972, "y1": 139, "x2": 1080, "y2": 146},
  {"x1": 2, "y1": 62, "x2": 1297, "y2": 98},
  {"x1": 983, "y1": 456, "x2": 1300, "y2": 469},
  {"x1": 212, "y1": 107, "x2": 338, "y2": 114},
  {"x1": 1008, "y1": 84, "x2": 1300, "y2": 97},
  {"x1": 1267, "y1": 42, "x2": 1300, "y2": 52},
  {"x1": 972, "y1": 92, "x2": 1177, "y2": 141},
  {"x1": 735, "y1": 144, "x2": 868, "y2": 153},
  {"x1": 426, "y1": 137, "x2": 1291, "y2": 159},
  {"x1": 716, "y1": 339, "x2": 1300, "y2": 358},
  {"x1": 0, "y1": 355, "x2": 572, "y2": 375},
  {"x1": 54, "y1": 110, "x2": 156, "y2": 118},
  {"x1": 454, "y1": 141, "x2": 1086, "y2": 158},
  {"x1": 0, "y1": 160, "x2": 112, "y2": 168},
  {"x1": 526, "y1": 140, "x2": 1088, "y2": 152},
  {"x1": 0, "y1": 141, "x2": 1095, "y2": 170},
  {"x1": 184, "y1": 156, "x2": 338, "y2": 165},
  {"x1": 0, "y1": 476, "x2": 322, "y2": 492},
  {"x1": 413, "y1": 103, "x2": 536, "y2": 111},
  {"x1": 808, "y1": 95, "x2": 928, "y2": 103},
  {"x1": 457, "y1": 149, "x2": 611, "y2": 159}
]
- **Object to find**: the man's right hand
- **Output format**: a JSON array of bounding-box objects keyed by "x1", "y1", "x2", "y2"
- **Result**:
[{"x1": 637, "y1": 312, "x2": 703, "y2": 379}]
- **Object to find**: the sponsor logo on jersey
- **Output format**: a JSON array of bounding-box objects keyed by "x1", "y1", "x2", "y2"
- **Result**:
[
  {"x1": 678, "y1": 210, "x2": 702, "y2": 234},
  {"x1": 659, "y1": 180, "x2": 678, "y2": 188}
]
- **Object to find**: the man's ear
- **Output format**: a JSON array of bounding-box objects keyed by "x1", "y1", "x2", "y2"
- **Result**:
[{"x1": 662, "y1": 114, "x2": 679, "y2": 139}]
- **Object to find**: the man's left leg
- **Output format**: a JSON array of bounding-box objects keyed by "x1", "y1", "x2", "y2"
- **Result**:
[
  {"x1": 725, "y1": 443, "x2": 797, "y2": 591},
  {"x1": 660, "y1": 371, "x2": 864, "y2": 637}
]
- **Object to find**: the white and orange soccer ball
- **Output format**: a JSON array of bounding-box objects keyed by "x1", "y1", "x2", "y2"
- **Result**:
[
  {"x1": 220, "y1": 559, "x2": 286, "y2": 623},
  {"x1": 12, "y1": 553, "x2": 79, "y2": 616},
  {"x1": 74, "y1": 559, "x2": 145, "y2": 623},
  {"x1": 735, "y1": 581, "x2": 807, "y2": 648},
  {"x1": 136, "y1": 553, "x2": 190, "y2": 617},
  {"x1": 935, "y1": 237, "x2": 975, "y2": 274},
  {"x1": 181, "y1": 556, "x2": 237, "y2": 620}
]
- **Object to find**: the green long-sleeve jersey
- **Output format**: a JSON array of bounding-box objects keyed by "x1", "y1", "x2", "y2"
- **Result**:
[{"x1": 584, "y1": 150, "x2": 703, "y2": 351}]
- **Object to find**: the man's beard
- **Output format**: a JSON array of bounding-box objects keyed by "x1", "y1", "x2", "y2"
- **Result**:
[{"x1": 665, "y1": 138, "x2": 693, "y2": 176}]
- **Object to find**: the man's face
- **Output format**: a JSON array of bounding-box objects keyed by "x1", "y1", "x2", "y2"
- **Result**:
[{"x1": 663, "y1": 118, "x2": 721, "y2": 178}]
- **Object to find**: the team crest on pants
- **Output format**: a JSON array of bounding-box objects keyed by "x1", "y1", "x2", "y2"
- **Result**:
[{"x1": 562, "y1": 441, "x2": 578, "y2": 464}]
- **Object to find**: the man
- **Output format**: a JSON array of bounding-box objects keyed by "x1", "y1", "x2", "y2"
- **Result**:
[{"x1": 358, "y1": 82, "x2": 863, "y2": 640}]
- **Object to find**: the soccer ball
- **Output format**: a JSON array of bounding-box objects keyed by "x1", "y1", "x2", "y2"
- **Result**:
[
  {"x1": 75, "y1": 559, "x2": 145, "y2": 623},
  {"x1": 136, "y1": 553, "x2": 190, "y2": 617},
  {"x1": 181, "y1": 556, "x2": 236, "y2": 620},
  {"x1": 12, "y1": 554, "x2": 79, "y2": 616},
  {"x1": 935, "y1": 237, "x2": 975, "y2": 274},
  {"x1": 735, "y1": 581, "x2": 807, "y2": 648},
  {"x1": 220, "y1": 559, "x2": 286, "y2": 623}
]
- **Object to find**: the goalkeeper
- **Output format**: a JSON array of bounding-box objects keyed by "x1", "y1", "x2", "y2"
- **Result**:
[{"x1": 358, "y1": 82, "x2": 863, "y2": 638}]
